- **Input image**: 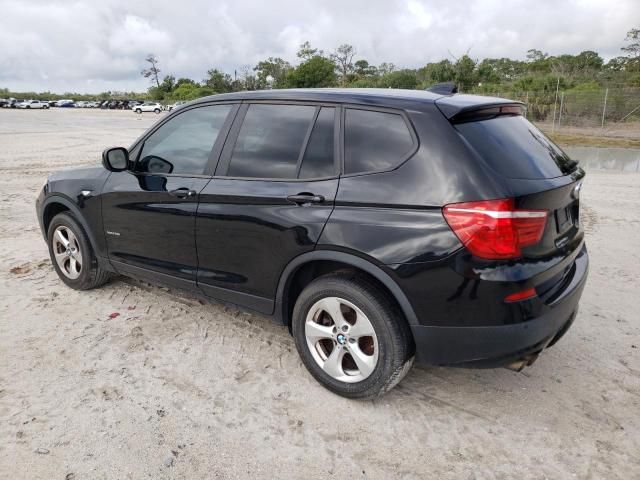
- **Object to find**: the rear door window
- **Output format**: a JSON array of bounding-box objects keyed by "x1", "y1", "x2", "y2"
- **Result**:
[
  {"x1": 344, "y1": 109, "x2": 415, "y2": 174},
  {"x1": 455, "y1": 115, "x2": 576, "y2": 179}
]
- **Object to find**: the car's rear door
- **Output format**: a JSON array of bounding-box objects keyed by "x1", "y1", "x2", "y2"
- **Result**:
[
  {"x1": 195, "y1": 102, "x2": 339, "y2": 313},
  {"x1": 101, "y1": 103, "x2": 237, "y2": 289}
]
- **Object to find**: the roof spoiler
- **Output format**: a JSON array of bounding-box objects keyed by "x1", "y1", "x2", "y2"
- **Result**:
[
  {"x1": 435, "y1": 94, "x2": 525, "y2": 120},
  {"x1": 449, "y1": 104, "x2": 525, "y2": 123},
  {"x1": 426, "y1": 82, "x2": 458, "y2": 95}
]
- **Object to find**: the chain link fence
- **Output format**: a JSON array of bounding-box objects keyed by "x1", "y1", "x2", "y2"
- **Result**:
[{"x1": 475, "y1": 87, "x2": 640, "y2": 132}]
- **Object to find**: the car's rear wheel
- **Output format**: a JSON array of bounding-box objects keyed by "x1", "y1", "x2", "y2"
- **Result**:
[
  {"x1": 292, "y1": 272, "x2": 414, "y2": 399},
  {"x1": 47, "y1": 212, "x2": 110, "y2": 290}
]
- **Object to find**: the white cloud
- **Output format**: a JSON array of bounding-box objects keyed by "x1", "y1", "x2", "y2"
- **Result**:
[
  {"x1": 398, "y1": 1, "x2": 433, "y2": 32},
  {"x1": 0, "y1": 0, "x2": 637, "y2": 93},
  {"x1": 107, "y1": 15, "x2": 172, "y2": 55}
]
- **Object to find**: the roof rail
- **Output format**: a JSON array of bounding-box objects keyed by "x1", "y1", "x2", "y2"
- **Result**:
[{"x1": 426, "y1": 82, "x2": 458, "y2": 95}]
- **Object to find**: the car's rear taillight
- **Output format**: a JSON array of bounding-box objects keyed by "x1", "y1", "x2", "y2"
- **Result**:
[{"x1": 443, "y1": 198, "x2": 548, "y2": 260}]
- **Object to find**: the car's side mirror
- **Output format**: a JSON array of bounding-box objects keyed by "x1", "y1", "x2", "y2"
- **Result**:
[{"x1": 102, "y1": 147, "x2": 129, "y2": 172}]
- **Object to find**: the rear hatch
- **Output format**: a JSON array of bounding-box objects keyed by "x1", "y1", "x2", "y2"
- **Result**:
[{"x1": 441, "y1": 101, "x2": 584, "y2": 261}]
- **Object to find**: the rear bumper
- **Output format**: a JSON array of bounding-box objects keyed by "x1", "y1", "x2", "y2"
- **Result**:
[{"x1": 411, "y1": 245, "x2": 589, "y2": 367}]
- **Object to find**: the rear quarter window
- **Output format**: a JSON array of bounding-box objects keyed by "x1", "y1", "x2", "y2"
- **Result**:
[
  {"x1": 344, "y1": 108, "x2": 415, "y2": 174},
  {"x1": 455, "y1": 115, "x2": 576, "y2": 179}
]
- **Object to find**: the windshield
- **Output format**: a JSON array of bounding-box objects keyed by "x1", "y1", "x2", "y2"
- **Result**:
[{"x1": 456, "y1": 115, "x2": 577, "y2": 179}]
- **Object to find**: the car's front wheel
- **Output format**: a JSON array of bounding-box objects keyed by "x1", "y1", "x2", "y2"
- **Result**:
[
  {"x1": 292, "y1": 272, "x2": 414, "y2": 399},
  {"x1": 47, "y1": 212, "x2": 111, "y2": 290},
  {"x1": 154, "y1": 108, "x2": 161, "y2": 114},
  {"x1": 135, "y1": 108, "x2": 142, "y2": 114}
]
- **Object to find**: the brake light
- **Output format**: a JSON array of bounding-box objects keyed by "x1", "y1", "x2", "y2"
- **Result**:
[
  {"x1": 499, "y1": 105, "x2": 523, "y2": 115},
  {"x1": 443, "y1": 198, "x2": 548, "y2": 260}
]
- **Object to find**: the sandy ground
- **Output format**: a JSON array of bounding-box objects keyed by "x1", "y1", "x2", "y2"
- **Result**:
[{"x1": 0, "y1": 109, "x2": 639, "y2": 479}]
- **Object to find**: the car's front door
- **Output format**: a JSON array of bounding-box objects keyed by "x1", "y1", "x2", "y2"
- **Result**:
[
  {"x1": 101, "y1": 103, "x2": 237, "y2": 289},
  {"x1": 196, "y1": 103, "x2": 339, "y2": 313}
]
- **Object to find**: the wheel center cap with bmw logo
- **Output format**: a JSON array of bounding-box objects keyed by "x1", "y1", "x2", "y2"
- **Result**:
[{"x1": 336, "y1": 333, "x2": 346, "y2": 345}]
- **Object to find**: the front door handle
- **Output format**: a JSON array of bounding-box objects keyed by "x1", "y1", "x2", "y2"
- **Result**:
[
  {"x1": 169, "y1": 188, "x2": 197, "y2": 198},
  {"x1": 287, "y1": 193, "x2": 325, "y2": 205}
]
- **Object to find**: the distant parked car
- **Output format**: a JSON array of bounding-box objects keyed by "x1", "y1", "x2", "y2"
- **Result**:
[
  {"x1": 168, "y1": 101, "x2": 187, "y2": 111},
  {"x1": 56, "y1": 99, "x2": 75, "y2": 108},
  {"x1": 0, "y1": 98, "x2": 8, "y2": 108},
  {"x1": 121, "y1": 100, "x2": 139, "y2": 110},
  {"x1": 133, "y1": 102, "x2": 163, "y2": 114},
  {"x1": 18, "y1": 100, "x2": 49, "y2": 109}
]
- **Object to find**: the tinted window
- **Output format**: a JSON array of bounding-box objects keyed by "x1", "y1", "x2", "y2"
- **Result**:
[
  {"x1": 344, "y1": 109, "x2": 414, "y2": 174},
  {"x1": 455, "y1": 115, "x2": 576, "y2": 179},
  {"x1": 299, "y1": 107, "x2": 335, "y2": 178},
  {"x1": 137, "y1": 105, "x2": 231, "y2": 175},
  {"x1": 228, "y1": 104, "x2": 316, "y2": 179}
]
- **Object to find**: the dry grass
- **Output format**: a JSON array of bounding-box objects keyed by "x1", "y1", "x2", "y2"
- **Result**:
[
  {"x1": 538, "y1": 121, "x2": 640, "y2": 148},
  {"x1": 546, "y1": 132, "x2": 640, "y2": 148}
]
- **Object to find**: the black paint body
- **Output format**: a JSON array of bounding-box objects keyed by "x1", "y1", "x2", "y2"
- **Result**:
[{"x1": 36, "y1": 89, "x2": 589, "y2": 367}]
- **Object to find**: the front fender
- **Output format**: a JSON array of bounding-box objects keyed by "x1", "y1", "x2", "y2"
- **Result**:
[{"x1": 39, "y1": 193, "x2": 106, "y2": 259}]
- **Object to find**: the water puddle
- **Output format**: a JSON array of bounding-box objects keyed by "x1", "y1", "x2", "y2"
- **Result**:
[{"x1": 564, "y1": 146, "x2": 640, "y2": 172}]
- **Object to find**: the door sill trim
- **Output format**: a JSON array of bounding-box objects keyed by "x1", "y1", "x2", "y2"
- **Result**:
[
  {"x1": 198, "y1": 282, "x2": 274, "y2": 315},
  {"x1": 111, "y1": 260, "x2": 197, "y2": 291}
]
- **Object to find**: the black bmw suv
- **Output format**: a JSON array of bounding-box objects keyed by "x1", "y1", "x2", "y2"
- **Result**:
[{"x1": 36, "y1": 88, "x2": 588, "y2": 398}]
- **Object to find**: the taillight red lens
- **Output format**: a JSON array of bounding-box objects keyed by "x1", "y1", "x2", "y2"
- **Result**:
[{"x1": 443, "y1": 198, "x2": 548, "y2": 259}]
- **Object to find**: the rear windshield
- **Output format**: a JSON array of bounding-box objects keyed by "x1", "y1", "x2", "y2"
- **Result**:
[{"x1": 455, "y1": 115, "x2": 576, "y2": 179}]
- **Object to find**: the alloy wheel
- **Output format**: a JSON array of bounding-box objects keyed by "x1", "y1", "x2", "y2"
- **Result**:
[
  {"x1": 52, "y1": 226, "x2": 82, "y2": 279},
  {"x1": 305, "y1": 296, "x2": 379, "y2": 383}
]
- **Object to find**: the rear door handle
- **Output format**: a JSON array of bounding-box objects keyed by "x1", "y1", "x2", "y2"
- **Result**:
[
  {"x1": 169, "y1": 188, "x2": 197, "y2": 198},
  {"x1": 286, "y1": 193, "x2": 325, "y2": 205}
]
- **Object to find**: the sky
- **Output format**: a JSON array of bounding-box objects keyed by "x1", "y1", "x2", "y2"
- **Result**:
[{"x1": 1, "y1": 0, "x2": 638, "y2": 94}]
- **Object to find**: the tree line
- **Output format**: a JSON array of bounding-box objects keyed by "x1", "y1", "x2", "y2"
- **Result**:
[{"x1": 142, "y1": 27, "x2": 639, "y2": 104}]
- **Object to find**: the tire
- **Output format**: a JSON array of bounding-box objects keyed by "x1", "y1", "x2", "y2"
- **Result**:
[
  {"x1": 154, "y1": 108, "x2": 160, "y2": 114},
  {"x1": 47, "y1": 212, "x2": 110, "y2": 290},
  {"x1": 135, "y1": 108, "x2": 142, "y2": 114},
  {"x1": 292, "y1": 272, "x2": 414, "y2": 399}
]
